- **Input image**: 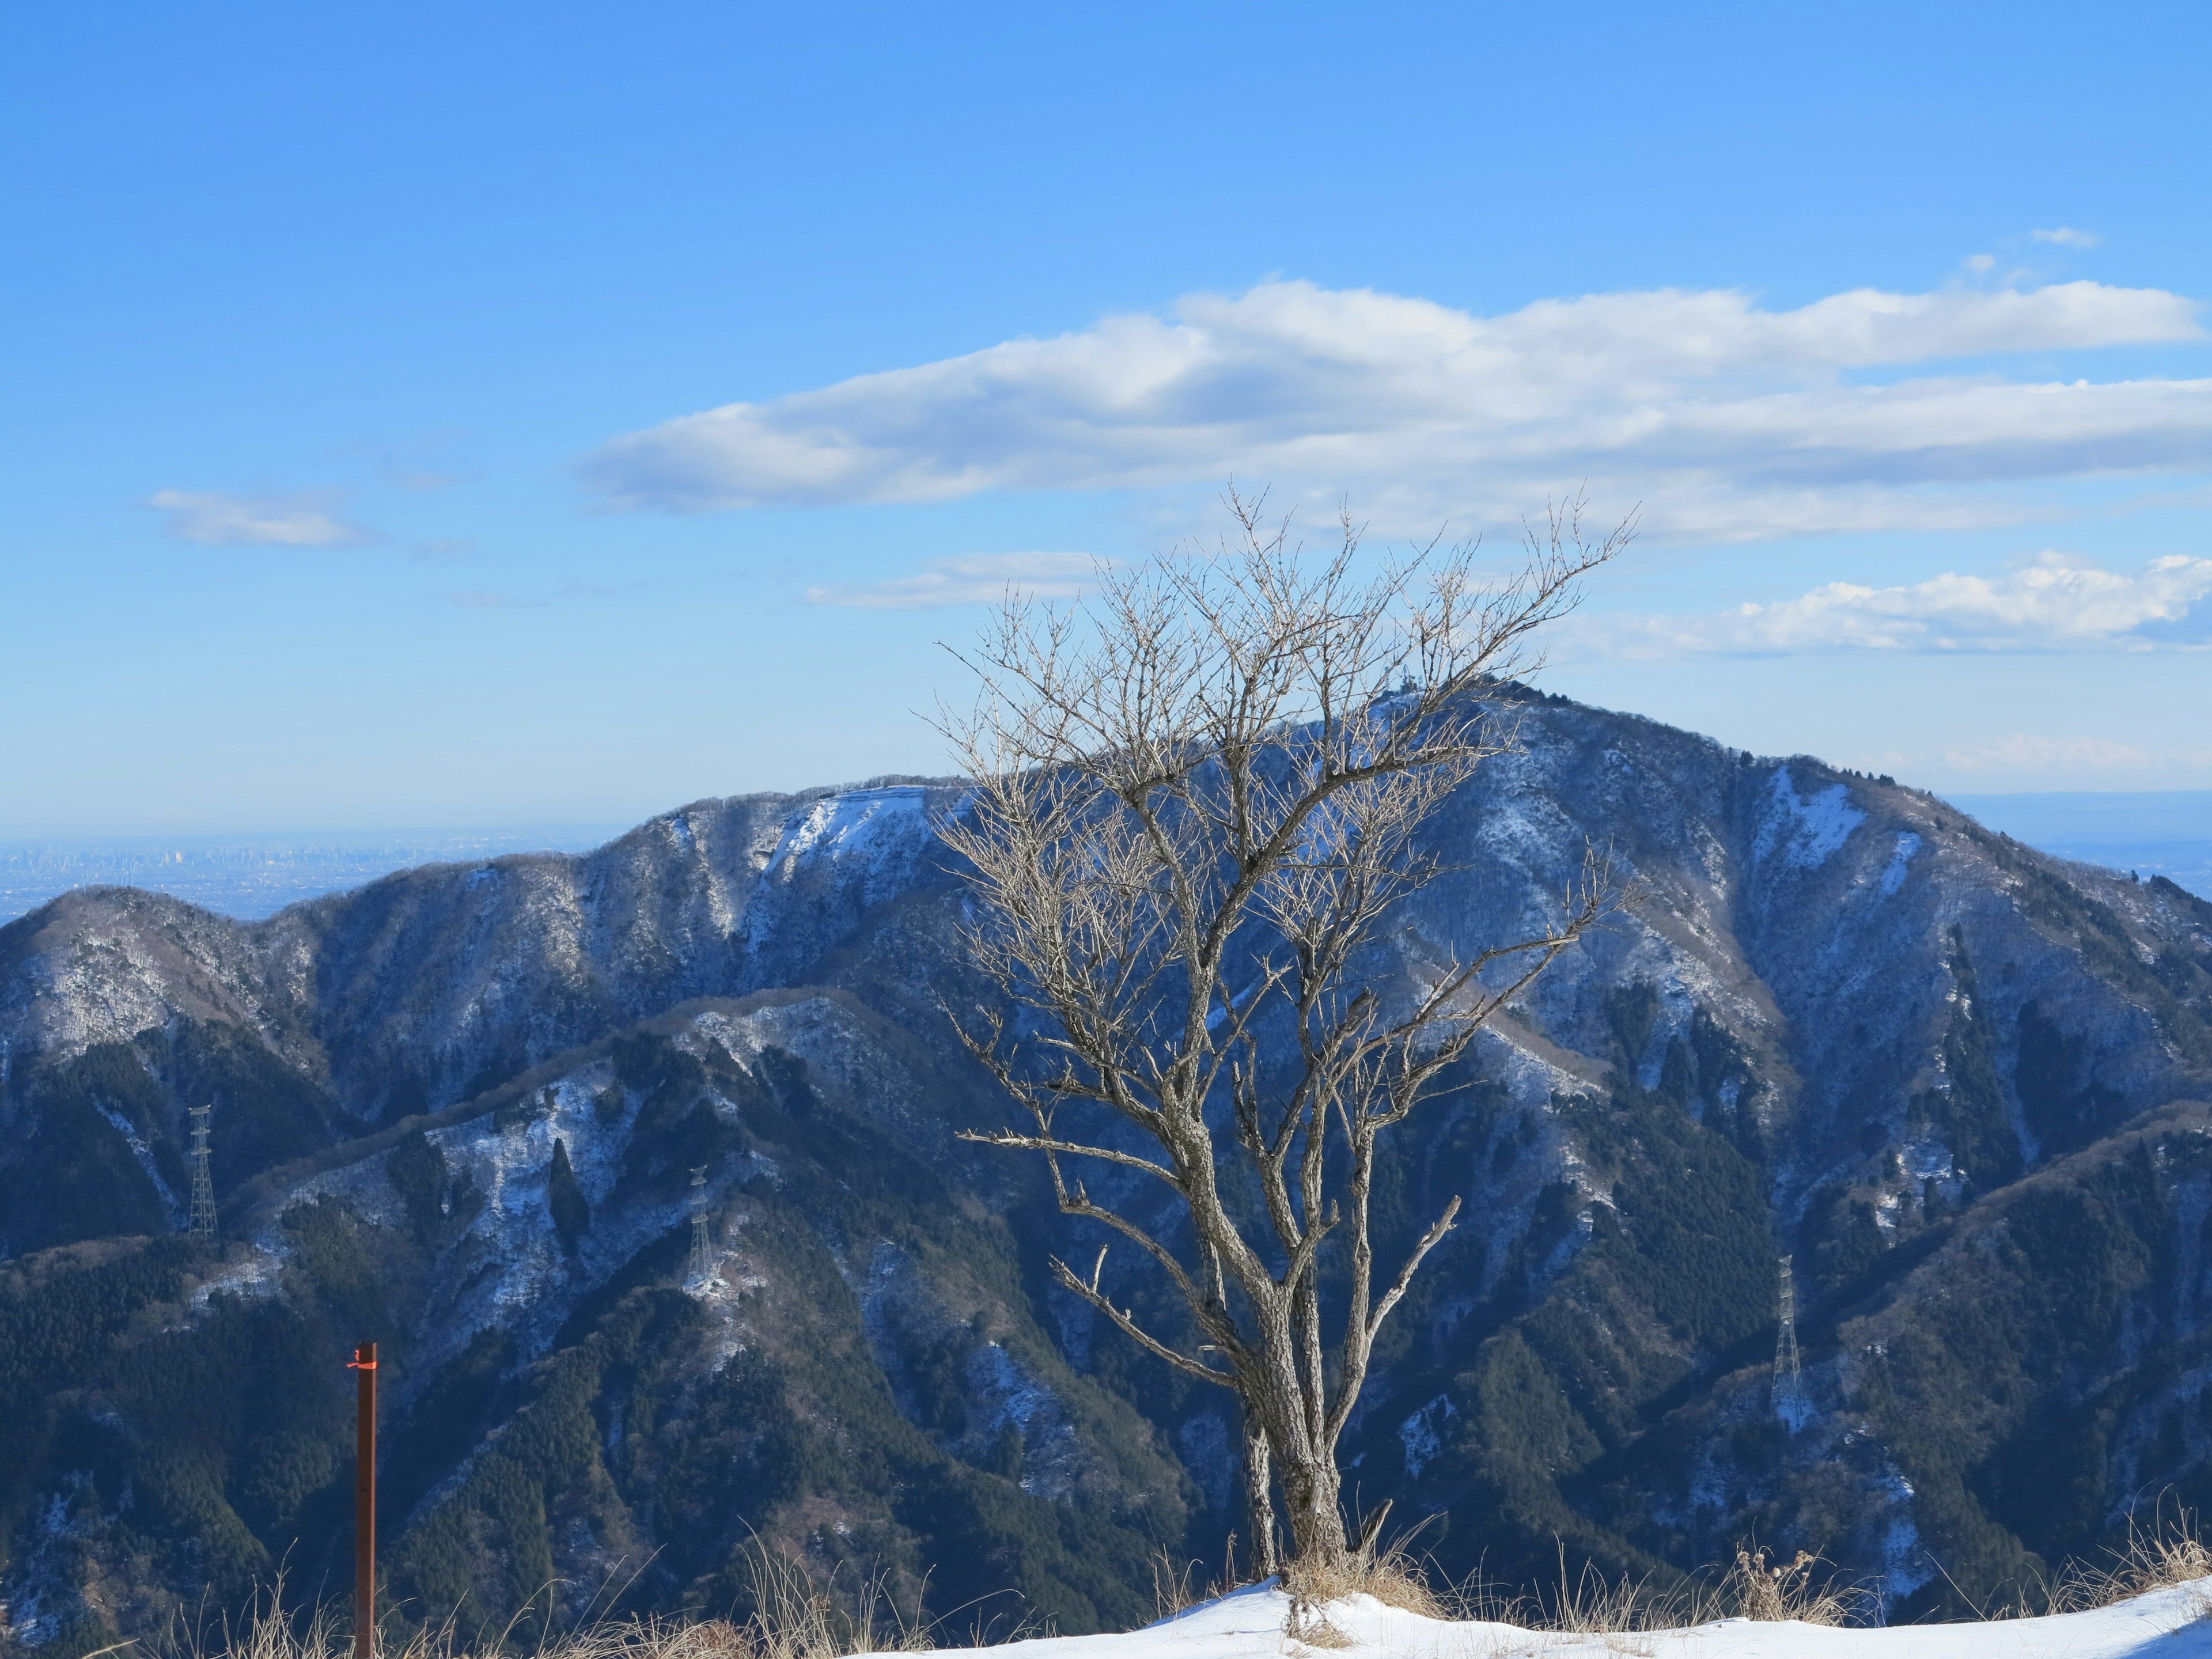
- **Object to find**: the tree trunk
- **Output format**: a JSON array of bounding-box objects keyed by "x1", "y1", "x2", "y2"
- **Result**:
[
  {"x1": 1278, "y1": 1450, "x2": 1350, "y2": 1569},
  {"x1": 1242, "y1": 1416, "x2": 1279, "y2": 1580}
]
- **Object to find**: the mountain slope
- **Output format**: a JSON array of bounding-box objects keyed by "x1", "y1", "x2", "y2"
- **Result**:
[{"x1": 4, "y1": 692, "x2": 2211, "y2": 1654}]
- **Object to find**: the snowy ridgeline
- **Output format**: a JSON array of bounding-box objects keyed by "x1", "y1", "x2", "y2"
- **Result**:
[
  {"x1": 972, "y1": 1584, "x2": 2212, "y2": 1659},
  {"x1": 3, "y1": 790, "x2": 2206, "y2": 926}
]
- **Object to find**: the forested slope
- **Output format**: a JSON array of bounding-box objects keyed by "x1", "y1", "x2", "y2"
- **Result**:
[{"x1": 5, "y1": 690, "x2": 2211, "y2": 1653}]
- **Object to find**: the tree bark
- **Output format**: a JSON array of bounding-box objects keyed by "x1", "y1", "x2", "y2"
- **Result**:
[
  {"x1": 1278, "y1": 1448, "x2": 1349, "y2": 1566},
  {"x1": 1242, "y1": 1415, "x2": 1279, "y2": 1580}
]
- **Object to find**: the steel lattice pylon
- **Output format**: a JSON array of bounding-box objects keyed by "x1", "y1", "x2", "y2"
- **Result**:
[
  {"x1": 188, "y1": 1105, "x2": 218, "y2": 1238},
  {"x1": 685, "y1": 1165, "x2": 713, "y2": 1287},
  {"x1": 1772, "y1": 1252, "x2": 1805, "y2": 1418}
]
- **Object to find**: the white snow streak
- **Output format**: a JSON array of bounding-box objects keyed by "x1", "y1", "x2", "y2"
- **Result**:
[
  {"x1": 1755, "y1": 768, "x2": 1868, "y2": 871},
  {"x1": 1879, "y1": 832, "x2": 1923, "y2": 896}
]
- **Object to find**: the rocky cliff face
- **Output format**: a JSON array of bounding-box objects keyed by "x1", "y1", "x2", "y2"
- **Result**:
[{"x1": 4, "y1": 692, "x2": 2211, "y2": 1654}]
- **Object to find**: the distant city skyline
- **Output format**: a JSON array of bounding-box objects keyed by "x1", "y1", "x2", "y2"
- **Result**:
[{"x1": 5, "y1": 2, "x2": 2208, "y2": 836}]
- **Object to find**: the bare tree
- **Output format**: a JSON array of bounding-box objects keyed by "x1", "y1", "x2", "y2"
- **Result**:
[{"x1": 936, "y1": 490, "x2": 1628, "y2": 1577}]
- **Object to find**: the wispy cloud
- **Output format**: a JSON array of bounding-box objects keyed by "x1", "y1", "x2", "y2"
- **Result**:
[
  {"x1": 148, "y1": 488, "x2": 377, "y2": 547},
  {"x1": 444, "y1": 588, "x2": 540, "y2": 609},
  {"x1": 1859, "y1": 730, "x2": 2212, "y2": 788},
  {"x1": 343, "y1": 432, "x2": 475, "y2": 492},
  {"x1": 806, "y1": 552, "x2": 1099, "y2": 609},
  {"x1": 584, "y1": 278, "x2": 2207, "y2": 538},
  {"x1": 1939, "y1": 733, "x2": 2166, "y2": 775},
  {"x1": 2033, "y1": 227, "x2": 2102, "y2": 248},
  {"x1": 1594, "y1": 553, "x2": 2212, "y2": 656}
]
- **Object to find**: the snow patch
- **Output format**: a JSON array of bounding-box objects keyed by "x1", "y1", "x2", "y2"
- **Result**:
[
  {"x1": 1399, "y1": 1393, "x2": 1456, "y2": 1477},
  {"x1": 740, "y1": 787, "x2": 937, "y2": 959},
  {"x1": 1754, "y1": 767, "x2": 1868, "y2": 872},
  {"x1": 1880, "y1": 832, "x2": 1923, "y2": 896},
  {"x1": 763, "y1": 787, "x2": 927, "y2": 881},
  {"x1": 969, "y1": 1341, "x2": 1055, "y2": 1437},
  {"x1": 94, "y1": 1104, "x2": 181, "y2": 1225},
  {"x1": 270, "y1": 1058, "x2": 717, "y2": 1390},
  {"x1": 1879, "y1": 1470, "x2": 1934, "y2": 1603},
  {"x1": 191, "y1": 1247, "x2": 285, "y2": 1311},
  {"x1": 2, "y1": 1474, "x2": 99, "y2": 1646}
]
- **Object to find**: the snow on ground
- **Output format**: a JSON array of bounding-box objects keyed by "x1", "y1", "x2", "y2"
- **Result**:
[
  {"x1": 1878, "y1": 833, "x2": 1923, "y2": 897},
  {"x1": 940, "y1": 1585, "x2": 2212, "y2": 1659},
  {"x1": 760, "y1": 787, "x2": 930, "y2": 891},
  {"x1": 92, "y1": 1102, "x2": 181, "y2": 1224},
  {"x1": 1755, "y1": 768, "x2": 1868, "y2": 872}
]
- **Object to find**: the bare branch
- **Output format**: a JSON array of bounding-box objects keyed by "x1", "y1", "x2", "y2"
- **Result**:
[
  {"x1": 934, "y1": 484, "x2": 1627, "y2": 1569},
  {"x1": 1372, "y1": 1196, "x2": 1461, "y2": 1339},
  {"x1": 953, "y1": 1128, "x2": 1180, "y2": 1187},
  {"x1": 1048, "y1": 1255, "x2": 1236, "y2": 1385}
]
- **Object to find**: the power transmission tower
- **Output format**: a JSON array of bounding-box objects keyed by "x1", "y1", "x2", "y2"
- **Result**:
[
  {"x1": 188, "y1": 1105, "x2": 218, "y2": 1238},
  {"x1": 685, "y1": 1165, "x2": 713, "y2": 1287},
  {"x1": 1772, "y1": 1253, "x2": 1804, "y2": 1419}
]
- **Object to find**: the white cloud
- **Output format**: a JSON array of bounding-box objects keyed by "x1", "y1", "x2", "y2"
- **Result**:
[
  {"x1": 148, "y1": 488, "x2": 376, "y2": 547},
  {"x1": 806, "y1": 552, "x2": 1099, "y2": 609},
  {"x1": 1855, "y1": 730, "x2": 2212, "y2": 790},
  {"x1": 583, "y1": 278, "x2": 2207, "y2": 538},
  {"x1": 1939, "y1": 733, "x2": 2162, "y2": 774},
  {"x1": 1597, "y1": 553, "x2": 2212, "y2": 655},
  {"x1": 2033, "y1": 227, "x2": 2102, "y2": 248}
]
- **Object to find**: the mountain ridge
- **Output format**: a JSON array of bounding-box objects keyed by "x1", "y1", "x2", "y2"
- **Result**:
[{"x1": 5, "y1": 690, "x2": 2212, "y2": 1653}]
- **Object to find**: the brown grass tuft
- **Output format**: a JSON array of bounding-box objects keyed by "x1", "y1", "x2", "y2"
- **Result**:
[
  {"x1": 2041, "y1": 1509, "x2": 2212, "y2": 1619},
  {"x1": 1524, "y1": 1560, "x2": 1710, "y2": 1636},
  {"x1": 147, "y1": 1545, "x2": 945, "y2": 1659},
  {"x1": 1279, "y1": 1546, "x2": 1446, "y2": 1620},
  {"x1": 1720, "y1": 1546, "x2": 1874, "y2": 1627}
]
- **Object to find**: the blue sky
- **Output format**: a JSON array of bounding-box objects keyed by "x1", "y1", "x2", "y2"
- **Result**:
[{"x1": 5, "y1": 1, "x2": 2209, "y2": 836}]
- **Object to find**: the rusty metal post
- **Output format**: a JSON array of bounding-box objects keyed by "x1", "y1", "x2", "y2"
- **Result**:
[{"x1": 349, "y1": 1341, "x2": 378, "y2": 1659}]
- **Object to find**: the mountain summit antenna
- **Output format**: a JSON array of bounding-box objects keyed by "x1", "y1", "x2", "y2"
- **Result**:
[
  {"x1": 685, "y1": 1165, "x2": 713, "y2": 1287},
  {"x1": 188, "y1": 1105, "x2": 218, "y2": 1238}
]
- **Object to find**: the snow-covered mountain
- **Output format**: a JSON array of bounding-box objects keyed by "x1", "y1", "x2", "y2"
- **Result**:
[{"x1": 4, "y1": 691, "x2": 2211, "y2": 1655}]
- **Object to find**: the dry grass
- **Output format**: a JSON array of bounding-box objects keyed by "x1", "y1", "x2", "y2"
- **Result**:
[
  {"x1": 1282, "y1": 1537, "x2": 1875, "y2": 1638},
  {"x1": 1279, "y1": 1542, "x2": 1703, "y2": 1644},
  {"x1": 1265, "y1": 1520, "x2": 2209, "y2": 1640},
  {"x1": 1147, "y1": 1551, "x2": 1209, "y2": 1625},
  {"x1": 2040, "y1": 1509, "x2": 2212, "y2": 1620},
  {"x1": 1718, "y1": 1547, "x2": 1874, "y2": 1627},
  {"x1": 1465, "y1": 1556, "x2": 1713, "y2": 1637},
  {"x1": 720, "y1": 1539, "x2": 937, "y2": 1658},
  {"x1": 1277, "y1": 1539, "x2": 1456, "y2": 1646},
  {"x1": 1280, "y1": 1546, "x2": 1448, "y2": 1620},
  {"x1": 1494, "y1": 1543, "x2": 1873, "y2": 1633},
  {"x1": 146, "y1": 1545, "x2": 953, "y2": 1659},
  {"x1": 128, "y1": 1514, "x2": 2212, "y2": 1659}
]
